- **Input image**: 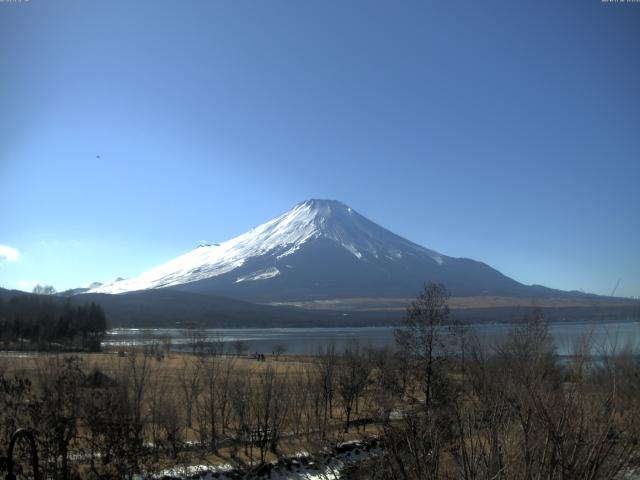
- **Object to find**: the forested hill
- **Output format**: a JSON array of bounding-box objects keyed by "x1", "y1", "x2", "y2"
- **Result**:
[
  {"x1": 0, "y1": 288, "x2": 107, "y2": 351},
  {"x1": 2, "y1": 288, "x2": 638, "y2": 331}
]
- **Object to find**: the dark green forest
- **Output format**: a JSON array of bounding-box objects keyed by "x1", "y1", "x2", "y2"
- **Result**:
[{"x1": 0, "y1": 293, "x2": 107, "y2": 352}]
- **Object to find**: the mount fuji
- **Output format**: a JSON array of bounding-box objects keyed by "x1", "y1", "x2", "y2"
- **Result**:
[{"x1": 88, "y1": 199, "x2": 567, "y2": 303}]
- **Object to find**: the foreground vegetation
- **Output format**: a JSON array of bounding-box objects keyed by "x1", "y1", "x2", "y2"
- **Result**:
[
  {"x1": 1, "y1": 284, "x2": 639, "y2": 479},
  {"x1": 355, "y1": 285, "x2": 640, "y2": 479}
]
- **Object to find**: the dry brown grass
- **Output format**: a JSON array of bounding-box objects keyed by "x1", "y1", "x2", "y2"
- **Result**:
[
  {"x1": 269, "y1": 295, "x2": 640, "y2": 311},
  {"x1": 1, "y1": 349, "x2": 379, "y2": 475},
  {"x1": 0, "y1": 351, "x2": 314, "y2": 382}
]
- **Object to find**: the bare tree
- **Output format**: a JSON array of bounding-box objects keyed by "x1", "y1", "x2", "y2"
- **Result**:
[
  {"x1": 178, "y1": 356, "x2": 201, "y2": 429},
  {"x1": 316, "y1": 343, "x2": 337, "y2": 435},
  {"x1": 336, "y1": 341, "x2": 371, "y2": 433},
  {"x1": 288, "y1": 366, "x2": 313, "y2": 438},
  {"x1": 363, "y1": 283, "x2": 457, "y2": 479},
  {"x1": 395, "y1": 282, "x2": 451, "y2": 410},
  {"x1": 249, "y1": 365, "x2": 290, "y2": 463},
  {"x1": 103, "y1": 349, "x2": 155, "y2": 477},
  {"x1": 31, "y1": 355, "x2": 85, "y2": 480},
  {"x1": 273, "y1": 343, "x2": 287, "y2": 360},
  {"x1": 233, "y1": 339, "x2": 249, "y2": 356},
  {"x1": 367, "y1": 347, "x2": 404, "y2": 426},
  {"x1": 156, "y1": 392, "x2": 183, "y2": 459},
  {"x1": 184, "y1": 328, "x2": 208, "y2": 355},
  {"x1": 229, "y1": 368, "x2": 251, "y2": 460},
  {"x1": 195, "y1": 354, "x2": 235, "y2": 451}
]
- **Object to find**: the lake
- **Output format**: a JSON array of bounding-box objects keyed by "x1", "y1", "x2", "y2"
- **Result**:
[{"x1": 103, "y1": 318, "x2": 640, "y2": 356}]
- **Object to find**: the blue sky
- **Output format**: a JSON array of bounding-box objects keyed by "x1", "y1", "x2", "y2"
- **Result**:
[{"x1": 1, "y1": 0, "x2": 638, "y2": 297}]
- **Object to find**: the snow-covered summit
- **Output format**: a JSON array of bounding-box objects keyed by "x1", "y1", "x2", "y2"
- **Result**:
[
  {"x1": 89, "y1": 199, "x2": 446, "y2": 295},
  {"x1": 282, "y1": 199, "x2": 444, "y2": 263}
]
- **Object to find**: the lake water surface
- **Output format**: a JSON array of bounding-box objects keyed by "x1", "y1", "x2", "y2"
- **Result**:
[{"x1": 104, "y1": 318, "x2": 640, "y2": 356}]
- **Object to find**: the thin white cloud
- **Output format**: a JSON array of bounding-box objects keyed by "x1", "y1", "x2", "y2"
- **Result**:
[{"x1": 0, "y1": 245, "x2": 20, "y2": 265}]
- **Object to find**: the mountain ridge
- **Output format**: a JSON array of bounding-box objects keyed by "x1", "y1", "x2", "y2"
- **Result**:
[{"x1": 85, "y1": 199, "x2": 594, "y2": 302}]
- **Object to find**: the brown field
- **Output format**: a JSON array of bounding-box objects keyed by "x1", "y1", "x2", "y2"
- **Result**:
[
  {"x1": 0, "y1": 347, "x2": 383, "y2": 478},
  {"x1": 0, "y1": 351, "x2": 313, "y2": 388},
  {"x1": 269, "y1": 295, "x2": 640, "y2": 311}
]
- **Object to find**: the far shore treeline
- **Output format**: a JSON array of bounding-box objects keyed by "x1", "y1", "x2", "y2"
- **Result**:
[
  {"x1": 1, "y1": 285, "x2": 640, "y2": 338},
  {"x1": 0, "y1": 288, "x2": 108, "y2": 352}
]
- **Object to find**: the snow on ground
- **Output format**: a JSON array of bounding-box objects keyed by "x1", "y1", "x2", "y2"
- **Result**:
[{"x1": 142, "y1": 439, "x2": 382, "y2": 480}]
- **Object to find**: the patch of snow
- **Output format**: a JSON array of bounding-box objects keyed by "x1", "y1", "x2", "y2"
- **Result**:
[
  {"x1": 146, "y1": 439, "x2": 382, "y2": 480},
  {"x1": 235, "y1": 267, "x2": 281, "y2": 283},
  {"x1": 341, "y1": 243, "x2": 363, "y2": 259}
]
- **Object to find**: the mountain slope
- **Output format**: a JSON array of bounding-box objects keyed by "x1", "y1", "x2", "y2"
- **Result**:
[{"x1": 88, "y1": 199, "x2": 571, "y2": 301}]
